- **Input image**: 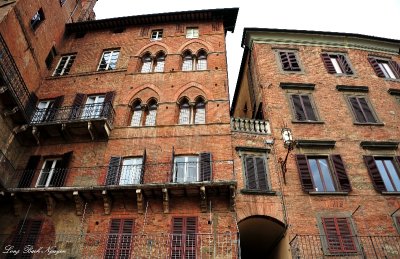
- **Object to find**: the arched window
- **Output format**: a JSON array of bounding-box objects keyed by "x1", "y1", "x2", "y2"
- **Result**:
[
  {"x1": 144, "y1": 100, "x2": 157, "y2": 126},
  {"x1": 153, "y1": 53, "x2": 165, "y2": 72},
  {"x1": 179, "y1": 99, "x2": 191, "y2": 124},
  {"x1": 141, "y1": 54, "x2": 152, "y2": 73},
  {"x1": 131, "y1": 101, "x2": 143, "y2": 126},
  {"x1": 194, "y1": 99, "x2": 205, "y2": 124},
  {"x1": 182, "y1": 51, "x2": 194, "y2": 71},
  {"x1": 196, "y1": 51, "x2": 207, "y2": 71}
]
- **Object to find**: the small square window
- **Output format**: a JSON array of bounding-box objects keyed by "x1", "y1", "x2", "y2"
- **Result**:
[
  {"x1": 45, "y1": 46, "x2": 57, "y2": 70},
  {"x1": 60, "y1": 0, "x2": 67, "y2": 6},
  {"x1": 288, "y1": 93, "x2": 320, "y2": 122},
  {"x1": 369, "y1": 57, "x2": 400, "y2": 79},
  {"x1": 53, "y1": 54, "x2": 76, "y2": 76},
  {"x1": 31, "y1": 8, "x2": 45, "y2": 30},
  {"x1": 172, "y1": 153, "x2": 212, "y2": 183},
  {"x1": 186, "y1": 27, "x2": 199, "y2": 38},
  {"x1": 346, "y1": 95, "x2": 379, "y2": 124},
  {"x1": 151, "y1": 30, "x2": 163, "y2": 40},
  {"x1": 243, "y1": 154, "x2": 269, "y2": 191},
  {"x1": 321, "y1": 53, "x2": 354, "y2": 75},
  {"x1": 97, "y1": 49, "x2": 120, "y2": 71},
  {"x1": 364, "y1": 156, "x2": 400, "y2": 193},
  {"x1": 278, "y1": 51, "x2": 301, "y2": 72}
]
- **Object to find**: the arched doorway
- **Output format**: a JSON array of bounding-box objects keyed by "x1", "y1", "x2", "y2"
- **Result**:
[{"x1": 238, "y1": 216, "x2": 287, "y2": 259}]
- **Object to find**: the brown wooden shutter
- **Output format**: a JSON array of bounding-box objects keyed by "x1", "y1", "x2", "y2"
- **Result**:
[
  {"x1": 119, "y1": 219, "x2": 134, "y2": 257},
  {"x1": 321, "y1": 53, "x2": 336, "y2": 74},
  {"x1": 279, "y1": 52, "x2": 291, "y2": 71},
  {"x1": 349, "y1": 97, "x2": 366, "y2": 123},
  {"x1": 105, "y1": 219, "x2": 120, "y2": 258},
  {"x1": 18, "y1": 155, "x2": 41, "y2": 188},
  {"x1": 172, "y1": 217, "x2": 197, "y2": 259},
  {"x1": 70, "y1": 93, "x2": 86, "y2": 119},
  {"x1": 288, "y1": 52, "x2": 301, "y2": 71},
  {"x1": 199, "y1": 152, "x2": 212, "y2": 181},
  {"x1": 302, "y1": 95, "x2": 317, "y2": 121},
  {"x1": 244, "y1": 156, "x2": 257, "y2": 189},
  {"x1": 295, "y1": 155, "x2": 314, "y2": 192},
  {"x1": 170, "y1": 147, "x2": 175, "y2": 182},
  {"x1": 389, "y1": 60, "x2": 400, "y2": 78},
  {"x1": 337, "y1": 55, "x2": 353, "y2": 75},
  {"x1": 47, "y1": 95, "x2": 64, "y2": 122},
  {"x1": 140, "y1": 149, "x2": 146, "y2": 184},
  {"x1": 101, "y1": 91, "x2": 115, "y2": 117},
  {"x1": 172, "y1": 217, "x2": 184, "y2": 258},
  {"x1": 26, "y1": 92, "x2": 38, "y2": 121},
  {"x1": 368, "y1": 57, "x2": 385, "y2": 77},
  {"x1": 105, "y1": 219, "x2": 134, "y2": 258},
  {"x1": 358, "y1": 97, "x2": 376, "y2": 123},
  {"x1": 331, "y1": 155, "x2": 351, "y2": 192},
  {"x1": 291, "y1": 94, "x2": 306, "y2": 121},
  {"x1": 185, "y1": 217, "x2": 197, "y2": 258},
  {"x1": 363, "y1": 156, "x2": 386, "y2": 192},
  {"x1": 9, "y1": 220, "x2": 43, "y2": 256},
  {"x1": 106, "y1": 156, "x2": 122, "y2": 185},
  {"x1": 322, "y1": 217, "x2": 356, "y2": 253},
  {"x1": 255, "y1": 156, "x2": 268, "y2": 190},
  {"x1": 49, "y1": 151, "x2": 72, "y2": 187}
]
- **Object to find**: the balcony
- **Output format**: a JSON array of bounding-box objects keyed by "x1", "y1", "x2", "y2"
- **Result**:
[
  {"x1": 4, "y1": 160, "x2": 236, "y2": 215},
  {"x1": 290, "y1": 234, "x2": 400, "y2": 258},
  {"x1": 230, "y1": 117, "x2": 271, "y2": 135},
  {"x1": 0, "y1": 150, "x2": 16, "y2": 189},
  {"x1": 0, "y1": 34, "x2": 36, "y2": 125},
  {"x1": 21, "y1": 102, "x2": 115, "y2": 144},
  {"x1": 0, "y1": 232, "x2": 239, "y2": 258}
]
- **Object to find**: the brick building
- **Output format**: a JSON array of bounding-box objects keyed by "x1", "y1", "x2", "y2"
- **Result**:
[
  {"x1": 0, "y1": 1, "x2": 242, "y2": 258},
  {"x1": 231, "y1": 28, "x2": 400, "y2": 257}
]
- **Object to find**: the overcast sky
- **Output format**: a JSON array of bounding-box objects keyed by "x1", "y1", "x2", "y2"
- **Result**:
[{"x1": 94, "y1": 0, "x2": 400, "y2": 102}]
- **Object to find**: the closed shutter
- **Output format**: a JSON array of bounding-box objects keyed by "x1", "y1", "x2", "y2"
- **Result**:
[
  {"x1": 105, "y1": 219, "x2": 134, "y2": 259},
  {"x1": 389, "y1": 60, "x2": 400, "y2": 78},
  {"x1": 358, "y1": 97, "x2": 376, "y2": 123},
  {"x1": 291, "y1": 94, "x2": 306, "y2": 121},
  {"x1": 368, "y1": 57, "x2": 385, "y2": 77},
  {"x1": 363, "y1": 156, "x2": 386, "y2": 192},
  {"x1": 170, "y1": 147, "x2": 175, "y2": 182},
  {"x1": 255, "y1": 156, "x2": 268, "y2": 190},
  {"x1": 244, "y1": 156, "x2": 257, "y2": 189},
  {"x1": 199, "y1": 152, "x2": 212, "y2": 181},
  {"x1": 185, "y1": 217, "x2": 197, "y2": 259},
  {"x1": 322, "y1": 217, "x2": 357, "y2": 253},
  {"x1": 295, "y1": 155, "x2": 314, "y2": 192},
  {"x1": 331, "y1": 155, "x2": 351, "y2": 192},
  {"x1": 18, "y1": 155, "x2": 41, "y2": 188},
  {"x1": 337, "y1": 55, "x2": 353, "y2": 75},
  {"x1": 8, "y1": 220, "x2": 42, "y2": 259},
  {"x1": 321, "y1": 53, "x2": 336, "y2": 74},
  {"x1": 288, "y1": 52, "x2": 301, "y2": 71},
  {"x1": 349, "y1": 97, "x2": 366, "y2": 123},
  {"x1": 140, "y1": 149, "x2": 146, "y2": 184},
  {"x1": 70, "y1": 93, "x2": 86, "y2": 119},
  {"x1": 302, "y1": 95, "x2": 317, "y2": 121},
  {"x1": 172, "y1": 217, "x2": 197, "y2": 259},
  {"x1": 172, "y1": 217, "x2": 184, "y2": 258},
  {"x1": 106, "y1": 157, "x2": 122, "y2": 185},
  {"x1": 49, "y1": 151, "x2": 72, "y2": 187}
]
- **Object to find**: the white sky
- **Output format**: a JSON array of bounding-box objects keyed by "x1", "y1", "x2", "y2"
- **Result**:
[{"x1": 94, "y1": 0, "x2": 400, "y2": 102}]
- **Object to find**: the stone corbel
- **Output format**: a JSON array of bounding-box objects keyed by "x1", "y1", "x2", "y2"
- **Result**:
[
  {"x1": 11, "y1": 193, "x2": 23, "y2": 216},
  {"x1": 200, "y1": 186, "x2": 207, "y2": 213},
  {"x1": 102, "y1": 190, "x2": 112, "y2": 215},
  {"x1": 13, "y1": 124, "x2": 29, "y2": 134},
  {"x1": 229, "y1": 185, "x2": 236, "y2": 212},
  {"x1": 44, "y1": 193, "x2": 55, "y2": 216},
  {"x1": 4, "y1": 106, "x2": 19, "y2": 116},
  {"x1": 73, "y1": 191, "x2": 84, "y2": 216},
  {"x1": 61, "y1": 123, "x2": 71, "y2": 140},
  {"x1": 136, "y1": 189, "x2": 144, "y2": 214},
  {"x1": 162, "y1": 188, "x2": 169, "y2": 213},
  {"x1": 32, "y1": 126, "x2": 40, "y2": 145},
  {"x1": 88, "y1": 121, "x2": 95, "y2": 140}
]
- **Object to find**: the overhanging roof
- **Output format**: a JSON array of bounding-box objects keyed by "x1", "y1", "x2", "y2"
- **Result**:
[{"x1": 66, "y1": 8, "x2": 239, "y2": 34}]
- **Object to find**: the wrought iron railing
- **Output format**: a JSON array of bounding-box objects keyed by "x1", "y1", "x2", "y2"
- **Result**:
[
  {"x1": 0, "y1": 232, "x2": 239, "y2": 258},
  {"x1": 30, "y1": 102, "x2": 115, "y2": 128},
  {"x1": 0, "y1": 150, "x2": 16, "y2": 187},
  {"x1": 230, "y1": 117, "x2": 270, "y2": 134},
  {"x1": 0, "y1": 34, "x2": 36, "y2": 122},
  {"x1": 290, "y1": 234, "x2": 400, "y2": 258},
  {"x1": 5, "y1": 160, "x2": 234, "y2": 189}
]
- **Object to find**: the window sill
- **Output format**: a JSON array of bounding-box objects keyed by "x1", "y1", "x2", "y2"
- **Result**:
[
  {"x1": 292, "y1": 120, "x2": 324, "y2": 124},
  {"x1": 240, "y1": 189, "x2": 276, "y2": 195},
  {"x1": 353, "y1": 122, "x2": 384, "y2": 126},
  {"x1": 45, "y1": 68, "x2": 128, "y2": 79},
  {"x1": 280, "y1": 70, "x2": 305, "y2": 74},
  {"x1": 382, "y1": 191, "x2": 400, "y2": 195},
  {"x1": 332, "y1": 73, "x2": 356, "y2": 77},
  {"x1": 384, "y1": 78, "x2": 400, "y2": 83},
  {"x1": 309, "y1": 191, "x2": 349, "y2": 195}
]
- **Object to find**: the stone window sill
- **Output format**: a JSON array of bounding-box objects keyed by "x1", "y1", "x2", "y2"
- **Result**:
[{"x1": 240, "y1": 189, "x2": 276, "y2": 195}]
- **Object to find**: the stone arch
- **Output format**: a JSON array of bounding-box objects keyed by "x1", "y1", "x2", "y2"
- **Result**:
[
  {"x1": 126, "y1": 85, "x2": 161, "y2": 106},
  {"x1": 177, "y1": 39, "x2": 213, "y2": 54},
  {"x1": 173, "y1": 82, "x2": 213, "y2": 102},
  {"x1": 136, "y1": 42, "x2": 170, "y2": 57}
]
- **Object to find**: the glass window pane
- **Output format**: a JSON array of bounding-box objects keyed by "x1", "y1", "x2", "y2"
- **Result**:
[
  {"x1": 194, "y1": 105, "x2": 205, "y2": 124},
  {"x1": 145, "y1": 109, "x2": 156, "y2": 126},
  {"x1": 382, "y1": 63, "x2": 397, "y2": 79},
  {"x1": 384, "y1": 159, "x2": 400, "y2": 191},
  {"x1": 378, "y1": 63, "x2": 390, "y2": 78},
  {"x1": 182, "y1": 57, "x2": 193, "y2": 71},
  {"x1": 309, "y1": 159, "x2": 324, "y2": 192},
  {"x1": 179, "y1": 106, "x2": 190, "y2": 124},
  {"x1": 131, "y1": 109, "x2": 142, "y2": 126},
  {"x1": 154, "y1": 60, "x2": 164, "y2": 72},
  {"x1": 119, "y1": 158, "x2": 142, "y2": 185},
  {"x1": 376, "y1": 160, "x2": 395, "y2": 191},
  {"x1": 330, "y1": 57, "x2": 343, "y2": 74},
  {"x1": 196, "y1": 58, "x2": 207, "y2": 70},
  {"x1": 318, "y1": 159, "x2": 335, "y2": 191}
]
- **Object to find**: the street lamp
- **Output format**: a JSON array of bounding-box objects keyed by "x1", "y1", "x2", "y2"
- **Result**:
[{"x1": 279, "y1": 127, "x2": 296, "y2": 184}]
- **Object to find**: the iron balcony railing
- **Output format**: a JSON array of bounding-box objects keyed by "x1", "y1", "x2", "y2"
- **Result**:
[
  {"x1": 230, "y1": 117, "x2": 271, "y2": 134},
  {"x1": 6, "y1": 160, "x2": 234, "y2": 189},
  {"x1": 0, "y1": 150, "x2": 16, "y2": 188},
  {"x1": 30, "y1": 102, "x2": 115, "y2": 128},
  {"x1": 0, "y1": 34, "x2": 36, "y2": 122},
  {"x1": 0, "y1": 232, "x2": 239, "y2": 258},
  {"x1": 290, "y1": 234, "x2": 400, "y2": 258}
]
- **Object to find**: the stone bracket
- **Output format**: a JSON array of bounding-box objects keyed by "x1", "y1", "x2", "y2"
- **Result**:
[
  {"x1": 73, "y1": 191, "x2": 84, "y2": 216},
  {"x1": 230, "y1": 185, "x2": 236, "y2": 212},
  {"x1": 11, "y1": 193, "x2": 23, "y2": 216},
  {"x1": 32, "y1": 126, "x2": 40, "y2": 145},
  {"x1": 44, "y1": 193, "x2": 55, "y2": 216},
  {"x1": 162, "y1": 188, "x2": 169, "y2": 213},
  {"x1": 200, "y1": 186, "x2": 207, "y2": 213},
  {"x1": 88, "y1": 121, "x2": 95, "y2": 140},
  {"x1": 4, "y1": 106, "x2": 19, "y2": 116},
  {"x1": 136, "y1": 189, "x2": 144, "y2": 214},
  {"x1": 102, "y1": 190, "x2": 112, "y2": 215},
  {"x1": 13, "y1": 124, "x2": 29, "y2": 134}
]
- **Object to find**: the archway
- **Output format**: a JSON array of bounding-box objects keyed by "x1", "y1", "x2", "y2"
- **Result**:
[{"x1": 238, "y1": 216, "x2": 287, "y2": 259}]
